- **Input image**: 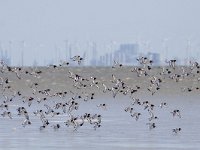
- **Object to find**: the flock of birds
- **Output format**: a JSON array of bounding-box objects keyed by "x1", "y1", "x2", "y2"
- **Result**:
[{"x1": 0, "y1": 56, "x2": 200, "y2": 135}]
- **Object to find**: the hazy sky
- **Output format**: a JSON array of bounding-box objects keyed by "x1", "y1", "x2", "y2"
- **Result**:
[{"x1": 0, "y1": 0, "x2": 200, "y2": 65}]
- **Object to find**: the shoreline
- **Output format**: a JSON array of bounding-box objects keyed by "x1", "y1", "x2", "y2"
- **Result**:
[{"x1": 0, "y1": 66, "x2": 199, "y2": 99}]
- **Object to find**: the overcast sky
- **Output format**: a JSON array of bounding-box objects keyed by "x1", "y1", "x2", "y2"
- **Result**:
[{"x1": 0, "y1": 0, "x2": 200, "y2": 65}]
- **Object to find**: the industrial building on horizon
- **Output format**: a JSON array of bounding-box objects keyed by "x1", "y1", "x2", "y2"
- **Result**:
[
  {"x1": 97, "y1": 43, "x2": 161, "y2": 66},
  {"x1": 0, "y1": 41, "x2": 196, "y2": 67}
]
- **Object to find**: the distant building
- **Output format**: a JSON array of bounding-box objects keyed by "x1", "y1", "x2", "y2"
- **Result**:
[
  {"x1": 147, "y1": 52, "x2": 161, "y2": 65},
  {"x1": 90, "y1": 42, "x2": 98, "y2": 66},
  {"x1": 0, "y1": 49, "x2": 11, "y2": 66},
  {"x1": 113, "y1": 43, "x2": 139, "y2": 65},
  {"x1": 96, "y1": 43, "x2": 140, "y2": 66}
]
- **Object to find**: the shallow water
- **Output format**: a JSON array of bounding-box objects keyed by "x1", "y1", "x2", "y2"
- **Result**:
[{"x1": 0, "y1": 95, "x2": 200, "y2": 150}]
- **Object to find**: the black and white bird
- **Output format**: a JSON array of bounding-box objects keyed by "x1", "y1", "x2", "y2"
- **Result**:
[
  {"x1": 172, "y1": 128, "x2": 181, "y2": 134},
  {"x1": 146, "y1": 122, "x2": 156, "y2": 130},
  {"x1": 71, "y1": 55, "x2": 83, "y2": 65},
  {"x1": 171, "y1": 109, "x2": 181, "y2": 118}
]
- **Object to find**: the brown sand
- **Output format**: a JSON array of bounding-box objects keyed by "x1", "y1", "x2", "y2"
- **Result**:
[{"x1": 1, "y1": 66, "x2": 199, "y2": 99}]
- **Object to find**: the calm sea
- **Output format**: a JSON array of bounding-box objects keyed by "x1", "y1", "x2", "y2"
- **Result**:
[{"x1": 0, "y1": 95, "x2": 200, "y2": 150}]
